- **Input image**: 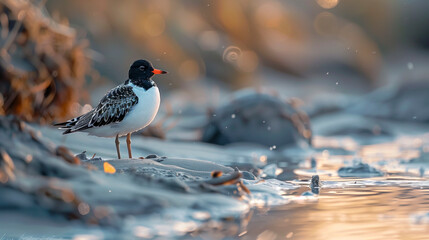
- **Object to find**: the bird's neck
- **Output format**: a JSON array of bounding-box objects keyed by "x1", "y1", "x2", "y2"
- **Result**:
[{"x1": 126, "y1": 78, "x2": 156, "y2": 91}]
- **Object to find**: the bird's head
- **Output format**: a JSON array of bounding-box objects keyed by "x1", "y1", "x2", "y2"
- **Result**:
[{"x1": 128, "y1": 59, "x2": 167, "y2": 80}]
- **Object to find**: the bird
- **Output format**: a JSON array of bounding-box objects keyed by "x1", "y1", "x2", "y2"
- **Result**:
[{"x1": 54, "y1": 59, "x2": 167, "y2": 159}]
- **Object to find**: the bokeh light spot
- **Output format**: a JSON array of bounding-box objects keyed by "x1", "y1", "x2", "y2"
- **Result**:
[
  {"x1": 198, "y1": 30, "x2": 220, "y2": 51},
  {"x1": 314, "y1": 12, "x2": 338, "y2": 36},
  {"x1": 237, "y1": 50, "x2": 259, "y2": 72},
  {"x1": 78, "y1": 202, "x2": 90, "y2": 215},
  {"x1": 316, "y1": 0, "x2": 339, "y2": 9},
  {"x1": 223, "y1": 46, "x2": 242, "y2": 63},
  {"x1": 179, "y1": 60, "x2": 200, "y2": 81},
  {"x1": 143, "y1": 13, "x2": 165, "y2": 37}
]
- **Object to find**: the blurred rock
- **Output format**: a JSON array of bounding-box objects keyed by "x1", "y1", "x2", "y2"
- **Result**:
[
  {"x1": 337, "y1": 162, "x2": 383, "y2": 178},
  {"x1": 312, "y1": 112, "x2": 392, "y2": 137},
  {"x1": 347, "y1": 80, "x2": 429, "y2": 122},
  {"x1": 202, "y1": 89, "x2": 312, "y2": 147},
  {"x1": 310, "y1": 175, "x2": 320, "y2": 189}
]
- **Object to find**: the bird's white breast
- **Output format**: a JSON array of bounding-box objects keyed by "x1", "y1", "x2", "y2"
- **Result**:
[
  {"x1": 115, "y1": 85, "x2": 160, "y2": 136},
  {"x1": 87, "y1": 84, "x2": 160, "y2": 137}
]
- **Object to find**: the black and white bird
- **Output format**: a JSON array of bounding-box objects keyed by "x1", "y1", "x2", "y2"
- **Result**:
[{"x1": 54, "y1": 59, "x2": 167, "y2": 159}]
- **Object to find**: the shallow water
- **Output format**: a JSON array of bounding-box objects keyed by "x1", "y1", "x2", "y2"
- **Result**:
[
  {"x1": 240, "y1": 131, "x2": 429, "y2": 240},
  {"x1": 244, "y1": 184, "x2": 429, "y2": 240}
]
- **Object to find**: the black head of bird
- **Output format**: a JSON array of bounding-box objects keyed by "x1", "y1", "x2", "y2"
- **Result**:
[{"x1": 128, "y1": 59, "x2": 167, "y2": 80}]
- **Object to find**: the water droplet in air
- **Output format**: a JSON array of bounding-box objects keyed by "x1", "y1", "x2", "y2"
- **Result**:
[{"x1": 223, "y1": 46, "x2": 242, "y2": 63}]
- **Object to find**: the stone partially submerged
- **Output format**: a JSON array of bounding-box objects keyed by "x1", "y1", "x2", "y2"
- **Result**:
[
  {"x1": 202, "y1": 89, "x2": 312, "y2": 148},
  {"x1": 337, "y1": 162, "x2": 384, "y2": 178}
]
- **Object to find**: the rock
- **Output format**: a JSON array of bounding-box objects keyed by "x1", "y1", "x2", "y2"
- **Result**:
[
  {"x1": 347, "y1": 80, "x2": 429, "y2": 122},
  {"x1": 337, "y1": 163, "x2": 384, "y2": 178},
  {"x1": 311, "y1": 112, "x2": 392, "y2": 137},
  {"x1": 202, "y1": 89, "x2": 312, "y2": 147},
  {"x1": 310, "y1": 175, "x2": 320, "y2": 194},
  {"x1": 0, "y1": 116, "x2": 249, "y2": 227}
]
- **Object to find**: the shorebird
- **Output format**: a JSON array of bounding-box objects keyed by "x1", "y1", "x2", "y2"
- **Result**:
[{"x1": 54, "y1": 59, "x2": 167, "y2": 159}]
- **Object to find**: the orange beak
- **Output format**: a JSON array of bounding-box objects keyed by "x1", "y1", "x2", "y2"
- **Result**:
[{"x1": 152, "y1": 69, "x2": 168, "y2": 74}]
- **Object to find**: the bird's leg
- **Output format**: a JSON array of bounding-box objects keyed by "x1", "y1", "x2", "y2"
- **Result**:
[
  {"x1": 126, "y1": 132, "x2": 132, "y2": 159},
  {"x1": 115, "y1": 134, "x2": 121, "y2": 159}
]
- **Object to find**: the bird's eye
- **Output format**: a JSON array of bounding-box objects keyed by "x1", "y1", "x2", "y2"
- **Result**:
[{"x1": 139, "y1": 66, "x2": 145, "y2": 71}]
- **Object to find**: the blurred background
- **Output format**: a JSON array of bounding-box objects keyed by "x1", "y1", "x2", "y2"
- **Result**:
[
  {"x1": 1, "y1": 0, "x2": 429, "y2": 126},
  {"x1": 46, "y1": 0, "x2": 429, "y2": 91}
]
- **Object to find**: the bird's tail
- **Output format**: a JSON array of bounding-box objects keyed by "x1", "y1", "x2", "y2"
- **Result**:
[{"x1": 53, "y1": 116, "x2": 81, "y2": 134}]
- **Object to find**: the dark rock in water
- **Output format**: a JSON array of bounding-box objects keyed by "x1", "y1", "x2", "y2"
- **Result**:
[
  {"x1": 146, "y1": 154, "x2": 159, "y2": 159},
  {"x1": 310, "y1": 175, "x2": 320, "y2": 188},
  {"x1": 347, "y1": 80, "x2": 429, "y2": 122},
  {"x1": 202, "y1": 89, "x2": 312, "y2": 147},
  {"x1": 338, "y1": 163, "x2": 384, "y2": 178},
  {"x1": 310, "y1": 175, "x2": 320, "y2": 194}
]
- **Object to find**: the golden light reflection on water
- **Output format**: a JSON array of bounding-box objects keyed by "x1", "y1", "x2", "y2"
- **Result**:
[
  {"x1": 249, "y1": 133, "x2": 429, "y2": 239},
  {"x1": 312, "y1": 135, "x2": 425, "y2": 175},
  {"x1": 245, "y1": 186, "x2": 429, "y2": 239},
  {"x1": 312, "y1": 136, "x2": 358, "y2": 151}
]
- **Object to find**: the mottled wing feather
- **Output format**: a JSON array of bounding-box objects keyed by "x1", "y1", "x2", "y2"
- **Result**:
[{"x1": 67, "y1": 85, "x2": 138, "y2": 133}]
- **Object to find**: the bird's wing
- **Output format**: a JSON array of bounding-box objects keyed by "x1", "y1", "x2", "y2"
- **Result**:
[{"x1": 67, "y1": 85, "x2": 138, "y2": 133}]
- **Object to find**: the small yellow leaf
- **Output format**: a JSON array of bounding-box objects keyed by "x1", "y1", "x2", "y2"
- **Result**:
[{"x1": 103, "y1": 162, "x2": 116, "y2": 174}]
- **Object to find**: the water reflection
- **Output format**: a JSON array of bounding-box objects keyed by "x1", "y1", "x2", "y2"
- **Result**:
[{"x1": 244, "y1": 185, "x2": 429, "y2": 239}]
